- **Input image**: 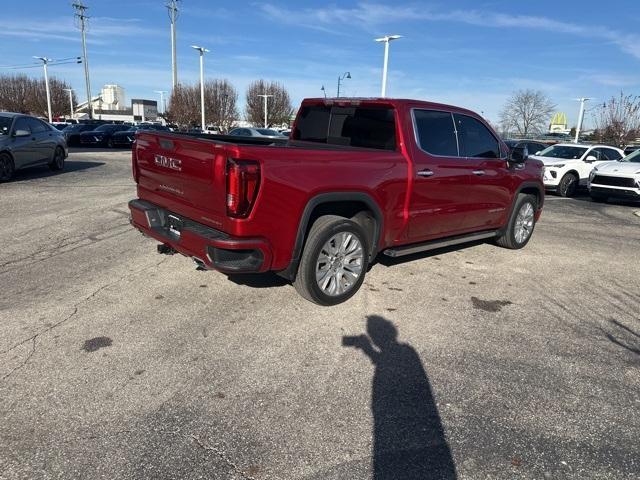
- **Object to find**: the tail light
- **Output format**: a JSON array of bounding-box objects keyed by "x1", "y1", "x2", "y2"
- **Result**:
[
  {"x1": 226, "y1": 158, "x2": 260, "y2": 218},
  {"x1": 131, "y1": 141, "x2": 139, "y2": 183}
]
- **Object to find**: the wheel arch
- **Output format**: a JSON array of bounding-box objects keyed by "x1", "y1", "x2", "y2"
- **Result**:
[{"x1": 279, "y1": 192, "x2": 383, "y2": 281}]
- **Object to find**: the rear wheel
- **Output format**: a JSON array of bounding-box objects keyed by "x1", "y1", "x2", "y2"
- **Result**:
[
  {"x1": 48, "y1": 147, "x2": 65, "y2": 171},
  {"x1": 294, "y1": 215, "x2": 369, "y2": 306},
  {"x1": 0, "y1": 153, "x2": 15, "y2": 182},
  {"x1": 558, "y1": 172, "x2": 578, "y2": 197},
  {"x1": 496, "y1": 194, "x2": 537, "y2": 249}
]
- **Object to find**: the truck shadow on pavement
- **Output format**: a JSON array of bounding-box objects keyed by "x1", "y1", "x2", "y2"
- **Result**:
[
  {"x1": 343, "y1": 315, "x2": 457, "y2": 479},
  {"x1": 8, "y1": 160, "x2": 105, "y2": 183},
  {"x1": 226, "y1": 272, "x2": 289, "y2": 289}
]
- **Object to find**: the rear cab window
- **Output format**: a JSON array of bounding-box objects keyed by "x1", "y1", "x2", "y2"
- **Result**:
[{"x1": 293, "y1": 104, "x2": 397, "y2": 150}]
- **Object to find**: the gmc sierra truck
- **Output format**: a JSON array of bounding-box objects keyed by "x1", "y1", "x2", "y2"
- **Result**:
[{"x1": 129, "y1": 98, "x2": 544, "y2": 305}]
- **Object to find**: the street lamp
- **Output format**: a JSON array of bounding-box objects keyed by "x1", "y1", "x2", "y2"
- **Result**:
[
  {"x1": 574, "y1": 97, "x2": 592, "y2": 143},
  {"x1": 63, "y1": 88, "x2": 74, "y2": 119},
  {"x1": 321, "y1": 85, "x2": 327, "y2": 98},
  {"x1": 337, "y1": 72, "x2": 351, "y2": 98},
  {"x1": 34, "y1": 56, "x2": 52, "y2": 122},
  {"x1": 191, "y1": 45, "x2": 209, "y2": 130},
  {"x1": 154, "y1": 90, "x2": 168, "y2": 113},
  {"x1": 374, "y1": 35, "x2": 402, "y2": 97},
  {"x1": 257, "y1": 94, "x2": 274, "y2": 128}
]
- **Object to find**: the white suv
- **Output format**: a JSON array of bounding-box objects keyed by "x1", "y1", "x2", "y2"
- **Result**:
[
  {"x1": 588, "y1": 149, "x2": 640, "y2": 202},
  {"x1": 528, "y1": 143, "x2": 624, "y2": 197}
]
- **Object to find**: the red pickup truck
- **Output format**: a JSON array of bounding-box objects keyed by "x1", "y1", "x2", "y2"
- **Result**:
[{"x1": 129, "y1": 98, "x2": 544, "y2": 305}]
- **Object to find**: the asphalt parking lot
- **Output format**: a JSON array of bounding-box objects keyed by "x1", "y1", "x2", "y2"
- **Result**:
[{"x1": 1, "y1": 150, "x2": 639, "y2": 480}]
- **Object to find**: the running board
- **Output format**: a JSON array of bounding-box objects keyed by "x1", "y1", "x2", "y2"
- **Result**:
[{"x1": 383, "y1": 230, "x2": 498, "y2": 258}]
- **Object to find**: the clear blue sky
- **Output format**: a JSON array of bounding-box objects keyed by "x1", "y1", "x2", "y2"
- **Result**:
[{"x1": 1, "y1": 1, "x2": 639, "y2": 127}]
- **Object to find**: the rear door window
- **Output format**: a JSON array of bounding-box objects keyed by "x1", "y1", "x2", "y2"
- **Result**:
[
  {"x1": 294, "y1": 105, "x2": 396, "y2": 150},
  {"x1": 412, "y1": 110, "x2": 458, "y2": 156},
  {"x1": 454, "y1": 114, "x2": 500, "y2": 158},
  {"x1": 27, "y1": 118, "x2": 48, "y2": 133},
  {"x1": 602, "y1": 148, "x2": 622, "y2": 160}
]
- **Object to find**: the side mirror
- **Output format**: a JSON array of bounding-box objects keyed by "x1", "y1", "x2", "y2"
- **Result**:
[
  {"x1": 535, "y1": 151, "x2": 541, "y2": 155},
  {"x1": 509, "y1": 145, "x2": 528, "y2": 163},
  {"x1": 13, "y1": 129, "x2": 30, "y2": 137},
  {"x1": 585, "y1": 155, "x2": 597, "y2": 162}
]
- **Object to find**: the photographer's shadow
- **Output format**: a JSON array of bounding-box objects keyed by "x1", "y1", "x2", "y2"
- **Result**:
[{"x1": 344, "y1": 316, "x2": 457, "y2": 479}]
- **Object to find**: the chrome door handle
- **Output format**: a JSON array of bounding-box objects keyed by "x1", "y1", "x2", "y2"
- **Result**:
[
  {"x1": 417, "y1": 169, "x2": 434, "y2": 177},
  {"x1": 472, "y1": 170, "x2": 485, "y2": 176}
]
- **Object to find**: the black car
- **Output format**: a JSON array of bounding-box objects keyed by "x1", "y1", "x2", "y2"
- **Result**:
[
  {"x1": 111, "y1": 124, "x2": 169, "y2": 148},
  {"x1": 62, "y1": 123, "x2": 101, "y2": 146},
  {"x1": 79, "y1": 124, "x2": 131, "y2": 147},
  {"x1": 504, "y1": 139, "x2": 548, "y2": 156}
]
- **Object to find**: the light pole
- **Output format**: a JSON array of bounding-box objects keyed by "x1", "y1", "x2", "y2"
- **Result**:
[
  {"x1": 336, "y1": 72, "x2": 351, "y2": 98},
  {"x1": 321, "y1": 85, "x2": 327, "y2": 98},
  {"x1": 257, "y1": 94, "x2": 274, "y2": 128},
  {"x1": 375, "y1": 34, "x2": 402, "y2": 97},
  {"x1": 154, "y1": 90, "x2": 168, "y2": 113},
  {"x1": 64, "y1": 88, "x2": 74, "y2": 119},
  {"x1": 34, "y1": 57, "x2": 52, "y2": 122},
  {"x1": 574, "y1": 97, "x2": 592, "y2": 143},
  {"x1": 167, "y1": 0, "x2": 180, "y2": 89},
  {"x1": 191, "y1": 45, "x2": 209, "y2": 130}
]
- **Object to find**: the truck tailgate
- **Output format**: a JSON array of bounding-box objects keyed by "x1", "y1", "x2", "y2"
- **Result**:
[{"x1": 133, "y1": 132, "x2": 229, "y2": 229}]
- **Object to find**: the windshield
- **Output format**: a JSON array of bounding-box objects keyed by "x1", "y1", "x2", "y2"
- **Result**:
[
  {"x1": 256, "y1": 128, "x2": 279, "y2": 136},
  {"x1": 95, "y1": 124, "x2": 117, "y2": 132},
  {"x1": 537, "y1": 145, "x2": 588, "y2": 159},
  {"x1": 0, "y1": 116, "x2": 12, "y2": 135},
  {"x1": 621, "y1": 149, "x2": 640, "y2": 163}
]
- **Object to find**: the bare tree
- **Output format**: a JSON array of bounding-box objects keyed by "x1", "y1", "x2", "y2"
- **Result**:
[
  {"x1": 203, "y1": 79, "x2": 238, "y2": 133},
  {"x1": 499, "y1": 89, "x2": 555, "y2": 136},
  {"x1": 0, "y1": 74, "x2": 77, "y2": 118},
  {"x1": 167, "y1": 80, "x2": 239, "y2": 131},
  {"x1": 591, "y1": 92, "x2": 640, "y2": 147},
  {"x1": 245, "y1": 80, "x2": 293, "y2": 127},
  {"x1": 166, "y1": 84, "x2": 200, "y2": 127}
]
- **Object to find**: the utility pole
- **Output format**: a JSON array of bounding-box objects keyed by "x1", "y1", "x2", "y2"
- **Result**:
[
  {"x1": 257, "y1": 94, "x2": 274, "y2": 128},
  {"x1": 167, "y1": 0, "x2": 180, "y2": 90},
  {"x1": 574, "y1": 97, "x2": 592, "y2": 143},
  {"x1": 73, "y1": 2, "x2": 92, "y2": 119},
  {"x1": 64, "y1": 88, "x2": 74, "y2": 119},
  {"x1": 34, "y1": 57, "x2": 52, "y2": 122},
  {"x1": 191, "y1": 45, "x2": 209, "y2": 130},
  {"x1": 375, "y1": 35, "x2": 402, "y2": 97}
]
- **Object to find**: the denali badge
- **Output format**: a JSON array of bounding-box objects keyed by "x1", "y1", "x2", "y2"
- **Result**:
[{"x1": 154, "y1": 154, "x2": 182, "y2": 171}]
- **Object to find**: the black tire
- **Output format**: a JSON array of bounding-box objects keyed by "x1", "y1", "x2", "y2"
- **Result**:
[
  {"x1": 293, "y1": 215, "x2": 369, "y2": 306},
  {"x1": 0, "y1": 152, "x2": 15, "y2": 182},
  {"x1": 558, "y1": 172, "x2": 578, "y2": 197},
  {"x1": 495, "y1": 194, "x2": 537, "y2": 250},
  {"x1": 590, "y1": 192, "x2": 608, "y2": 203},
  {"x1": 48, "y1": 147, "x2": 65, "y2": 171}
]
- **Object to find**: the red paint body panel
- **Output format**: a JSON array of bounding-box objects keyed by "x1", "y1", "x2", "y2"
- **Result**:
[{"x1": 129, "y1": 98, "x2": 545, "y2": 274}]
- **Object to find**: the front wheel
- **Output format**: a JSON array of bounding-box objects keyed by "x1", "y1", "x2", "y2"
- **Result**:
[
  {"x1": 294, "y1": 215, "x2": 369, "y2": 306},
  {"x1": 48, "y1": 147, "x2": 65, "y2": 171},
  {"x1": 496, "y1": 194, "x2": 537, "y2": 249},
  {"x1": 558, "y1": 172, "x2": 578, "y2": 197},
  {"x1": 0, "y1": 153, "x2": 15, "y2": 182}
]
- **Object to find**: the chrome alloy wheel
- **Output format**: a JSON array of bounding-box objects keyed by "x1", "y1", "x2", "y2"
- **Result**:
[
  {"x1": 315, "y1": 232, "x2": 364, "y2": 296},
  {"x1": 514, "y1": 202, "x2": 535, "y2": 244}
]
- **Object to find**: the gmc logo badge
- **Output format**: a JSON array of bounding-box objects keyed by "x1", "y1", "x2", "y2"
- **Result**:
[{"x1": 154, "y1": 154, "x2": 182, "y2": 171}]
